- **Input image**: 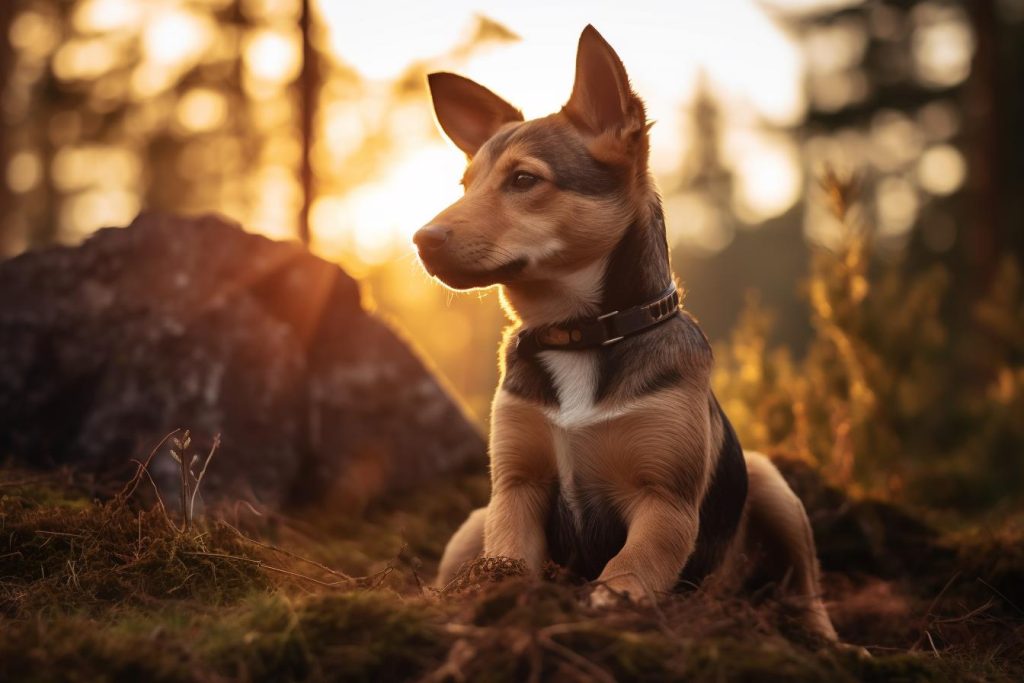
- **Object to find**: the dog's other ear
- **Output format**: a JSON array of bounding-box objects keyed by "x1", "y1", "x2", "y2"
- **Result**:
[
  {"x1": 428, "y1": 72, "x2": 523, "y2": 157},
  {"x1": 563, "y1": 25, "x2": 645, "y2": 136}
]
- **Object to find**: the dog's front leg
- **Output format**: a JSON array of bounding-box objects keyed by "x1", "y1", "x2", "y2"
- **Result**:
[
  {"x1": 591, "y1": 494, "x2": 698, "y2": 606},
  {"x1": 484, "y1": 390, "x2": 556, "y2": 574},
  {"x1": 484, "y1": 482, "x2": 550, "y2": 573}
]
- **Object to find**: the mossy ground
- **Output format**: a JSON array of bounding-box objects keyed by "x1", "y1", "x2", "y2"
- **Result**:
[{"x1": 2, "y1": 466, "x2": 1022, "y2": 683}]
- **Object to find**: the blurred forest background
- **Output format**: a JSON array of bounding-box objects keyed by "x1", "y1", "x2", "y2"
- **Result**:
[{"x1": 0, "y1": 0, "x2": 1022, "y2": 515}]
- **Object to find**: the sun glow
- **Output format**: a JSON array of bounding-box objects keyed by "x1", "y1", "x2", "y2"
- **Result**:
[
  {"x1": 312, "y1": 144, "x2": 466, "y2": 271},
  {"x1": 314, "y1": 0, "x2": 808, "y2": 266}
]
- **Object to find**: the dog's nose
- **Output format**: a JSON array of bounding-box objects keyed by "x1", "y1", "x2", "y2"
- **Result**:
[{"x1": 413, "y1": 225, "x2": 452, "y2": 252}]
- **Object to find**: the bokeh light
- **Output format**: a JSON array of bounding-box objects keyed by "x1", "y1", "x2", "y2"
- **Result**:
[
  {"x1": 917, "y1": 144, "x2": 966, "y2": 196},
  {"x1": 6, "y1": 152, "x2": 42, "y2": 195},
  {"x1": 910, "y1": 3, "x2": 974, "y2": 87},
  {"x1": 176, "y1": 88, "x2": 228, "y2": 132},
  {"x1": 0, "y1": 0, "x2": 988, "y2": 422}
]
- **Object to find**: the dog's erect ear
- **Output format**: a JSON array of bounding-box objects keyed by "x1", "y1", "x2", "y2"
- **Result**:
[
  {"x1": 428, "y1": 72, "x2": 523, "y2": 157},
  {"x1": 563, "y1": 25, "x2": 644, "y2": 136}
]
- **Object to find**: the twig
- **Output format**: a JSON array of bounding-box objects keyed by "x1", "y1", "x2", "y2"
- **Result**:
[
  {"x1": 126, "y1": 457, "x2": 174, "y2": 530},
  {"x1": 538, "y1": 622, "x2": 606, "y2": 638},
  {"x1": 174, "y1": 431, "x2": 192, "y2": 532},
  {"x1": 417, "y1": 638, "x2": 476, "y2": 683},
  {"x1": 119, "y1": 429, "x2": 180, "y2": 501},
  {"x1": 934, "y1": 599, "x2": 995, "y2": 625},
  {"x1": 912, "y1": 570, "x2": 960, "y2": 651},
  {"x1": 219, "y1": 520, "x2": 356, "y2": 582},
  {"x1": 861, "y1": 645, "x2": 916, "y2": 653},
  {"x1": 398, "y1": 542, "x2": 425, "y2": 593},
  {"x1": 136, "y1": 510, "x2": 143, "y2": 558},
  {"x1": 924, "y1": 571, "x2": 960, "y2": 618},
  {"x1": 65, "y1": 560, "x2": 80, "y2": 590},
  {"x1": 188, "y1": 434, "x2": 220, "y2": 525},
  {"x1": 368, "y1": 564, "x2": 396, "y2": 590},
  {"x1": 32, "y1": 530, "x2": 85, "y2": 539},
  {"x1": 181, "y1": 550, "x2": 384, "y2": 590},
  {"x1": 182, "y1": 550, "x2": 350, "y2": 588},
  {"x1": 442, "y1": 623, "x2": 492, "y2": 638}
]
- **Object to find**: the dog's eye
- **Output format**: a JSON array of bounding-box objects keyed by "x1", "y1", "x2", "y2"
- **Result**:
[{"x1": 509, "y1": 171, "x2": 539, "y2": 190}]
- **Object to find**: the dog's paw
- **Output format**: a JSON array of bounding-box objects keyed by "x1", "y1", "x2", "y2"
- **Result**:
[
  {"x1": 588, "y1": 577, "x2": 648, "y2": 608},
  {"x1": 587, "y1": 584, "x2": 621, "y2": 609},
  {"x1": 834, "y1": 642, "x2": 872, "y2": 660}
]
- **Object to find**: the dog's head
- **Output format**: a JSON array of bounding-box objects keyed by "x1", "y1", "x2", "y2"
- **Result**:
[{"x1": 414, "y1": 25, "x2": 652, "y2": 291}]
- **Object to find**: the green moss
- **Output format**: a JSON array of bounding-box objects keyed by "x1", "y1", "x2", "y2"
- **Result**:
[
  {"x1": 1, "y1": 479, "x2": 269, "y2": 616},
  {"x1": 0, "y1": 593, "x2": 447, "y2": 683},
  {"x1": 558, "y1": 626, "x2": 677, "y2": 681},
  {"x1": 1, "y1": 478, "x2": 92, "y2": 511},
  {"x1": 677, "y1": 638, "x2": 841, "y2": 683},
  {"x1": 0, "y1": 610, "x2": 198, "y2": 683},
  {"x1": 213, "y1": 592, "x2": 446, "y2": 682}
]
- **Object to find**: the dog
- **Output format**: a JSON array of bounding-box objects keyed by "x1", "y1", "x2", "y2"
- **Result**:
[{"x1": 414, "y1": 25, "x2": 838, "y2": 642}]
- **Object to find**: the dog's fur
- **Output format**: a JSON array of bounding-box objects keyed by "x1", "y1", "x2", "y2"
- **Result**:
[{"x1": 417, "y1": 25, "x2": 838, "y2": 641}]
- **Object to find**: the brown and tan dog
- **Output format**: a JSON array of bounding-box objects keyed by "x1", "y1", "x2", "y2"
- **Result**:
[{"x1": 415, "y1": 25, "x2": 837, "y2": 641}]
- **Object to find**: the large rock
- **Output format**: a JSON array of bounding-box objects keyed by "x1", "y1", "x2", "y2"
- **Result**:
[{"x1": 0, "y1": 213, "x2": 485, "y2": 509}]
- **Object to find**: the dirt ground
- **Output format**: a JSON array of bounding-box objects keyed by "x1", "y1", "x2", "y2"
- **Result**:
[{"x1": 1, "y1": 462, "x2": 1022, "y2": 683}]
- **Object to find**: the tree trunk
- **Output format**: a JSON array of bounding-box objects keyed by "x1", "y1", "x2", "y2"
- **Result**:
[
  {"x1": 0, "y1": 1, "x2": 17, "y2": 256},
  {"x1": 298, "y1": 0, "x2": 317, "y2": 245},
  {"x1": 965, "y1": 0, "x2": 1000, "y2": 292}
]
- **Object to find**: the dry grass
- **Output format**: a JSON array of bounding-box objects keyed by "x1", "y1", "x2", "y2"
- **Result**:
[{"x1": 2, "y1": 459, "x2": 1023, "y2": 683}]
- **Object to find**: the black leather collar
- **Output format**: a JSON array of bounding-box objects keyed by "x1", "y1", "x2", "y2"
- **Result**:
[{"x1": 515, "y1": 284, "x2": 680, "y2": 356}]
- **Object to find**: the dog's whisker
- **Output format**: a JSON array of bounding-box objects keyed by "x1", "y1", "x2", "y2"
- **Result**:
[{"x1": 477, "y1": 245, "x2": 518, "y2": 268}]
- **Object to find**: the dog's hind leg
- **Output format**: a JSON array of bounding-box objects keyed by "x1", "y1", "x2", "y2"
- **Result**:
[
  {"x1": 737, "y1": 451, "x2": 838, "y2": 642},
  {"x1": 435, "y1": 507, "x2": 486, "y2": 589}
]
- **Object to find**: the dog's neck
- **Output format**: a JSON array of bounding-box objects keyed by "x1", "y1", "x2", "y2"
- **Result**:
[{"x1": 501, "y1": 201, "x2": 673, "y2": 329}]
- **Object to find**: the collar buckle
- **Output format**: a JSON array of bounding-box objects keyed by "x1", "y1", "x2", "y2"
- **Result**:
[{"x1": 596, "y1": 309, "x2": 625, "y2": 346}]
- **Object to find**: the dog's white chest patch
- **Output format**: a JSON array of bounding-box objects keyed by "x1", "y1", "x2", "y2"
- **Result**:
[
  {"x1": 538, "y1": 350, "x2": 600, "y2": 428},
  {"x1": 538, "y1": 349, "x2": 632, "y2": 430},
  {"x1": 539, "y1": 350, "x2": 601, "y2": 522},
  {"x1": 538, "y1": 350, "x2": 628, "y2": 524}
]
